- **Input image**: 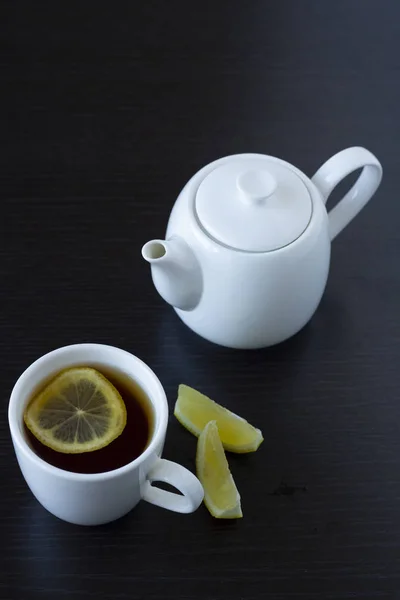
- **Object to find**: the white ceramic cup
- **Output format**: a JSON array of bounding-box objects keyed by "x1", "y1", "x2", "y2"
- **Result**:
[{"x1": 8, "y1": 343, "x2": 204, "y2": 525}]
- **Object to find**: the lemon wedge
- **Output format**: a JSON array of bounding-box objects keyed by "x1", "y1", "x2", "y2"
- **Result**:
[
  {"x1": 196, "y1": 420, "x2": 242, "y2": 519},
  {"x1": 174, "y1": 384, "x2": 263, "y2": 453},
  {"x1": 24, "y1": 367, "x2": 127, "y2": 454}
]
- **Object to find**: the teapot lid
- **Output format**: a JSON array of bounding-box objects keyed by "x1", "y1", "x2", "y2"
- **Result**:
[{"x1": 195, "y1": 157, "x2": 312, "y2": 252}]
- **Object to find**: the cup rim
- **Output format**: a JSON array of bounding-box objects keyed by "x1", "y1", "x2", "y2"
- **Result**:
[{"x1": 8, "y1": 343, "x2": 169, "y2": 482}]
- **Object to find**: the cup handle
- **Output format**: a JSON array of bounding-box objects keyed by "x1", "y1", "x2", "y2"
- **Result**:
[
  {"x1": 141, "y1": 457, "x2": 204, "y2": 513},
  {"x1": 311, "y1": 146, "x2": 382, "y2": 241}
]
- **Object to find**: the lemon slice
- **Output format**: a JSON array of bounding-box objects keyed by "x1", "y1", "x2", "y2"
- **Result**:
[
  {"x1": 24, "y1": 367, "x2": 127, "y2": 454},
  {"x1": 196, "y1": 420, "x2": 242, "y2": 519},
  {"x1": 174, "y1": 384, "x2": 263, "y2": 453}
]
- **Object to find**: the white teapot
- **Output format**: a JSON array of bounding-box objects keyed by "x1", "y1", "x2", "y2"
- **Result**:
[{"x1": 142, "y1": 148, "x2": 382, "y2": 349}]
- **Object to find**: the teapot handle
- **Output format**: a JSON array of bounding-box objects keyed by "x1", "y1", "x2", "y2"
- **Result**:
[{"x1": 311, "y1": 147, "x2": 382, "y2": 241}]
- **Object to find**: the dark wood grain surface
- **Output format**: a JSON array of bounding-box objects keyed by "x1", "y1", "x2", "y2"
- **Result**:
[{"x1": 1, "y1": 1, "x2": 400, "y2": 598}]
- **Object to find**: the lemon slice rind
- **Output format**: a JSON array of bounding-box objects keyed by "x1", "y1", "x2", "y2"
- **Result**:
[{"x1": 24, "y1": 367, "x2": 127, "y2": 454}]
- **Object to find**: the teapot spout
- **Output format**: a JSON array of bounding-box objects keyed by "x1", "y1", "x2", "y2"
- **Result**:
[{"x1": 142, "y1": 237, "x2": 202, "y2": 311}]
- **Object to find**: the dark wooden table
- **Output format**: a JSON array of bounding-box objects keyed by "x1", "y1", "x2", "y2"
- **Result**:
[{"x1": 1, "y1": 1, "x2": 399, "y2": 598}]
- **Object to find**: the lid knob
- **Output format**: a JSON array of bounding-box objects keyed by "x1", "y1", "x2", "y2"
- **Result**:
[{"x1": 236, "y1": 169, "x2": 277, "y2": 205}]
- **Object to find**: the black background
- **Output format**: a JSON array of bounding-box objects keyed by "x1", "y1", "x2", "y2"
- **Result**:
[{"x1": 1, "y1": 1, "x2": 400, "y2": 598}]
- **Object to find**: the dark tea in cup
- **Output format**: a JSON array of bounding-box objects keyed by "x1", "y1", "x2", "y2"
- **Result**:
[{"x1": 25, "y1": 366, "x2": 154, "y2": 474}]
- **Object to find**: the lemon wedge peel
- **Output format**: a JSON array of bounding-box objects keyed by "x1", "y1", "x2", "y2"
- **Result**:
[
  {"x1": 196, "y1": 420, "x2": 243, "y2": 519},
  {"x1": 174, "y1": 384, "x2": 263, "y2": 453}
]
